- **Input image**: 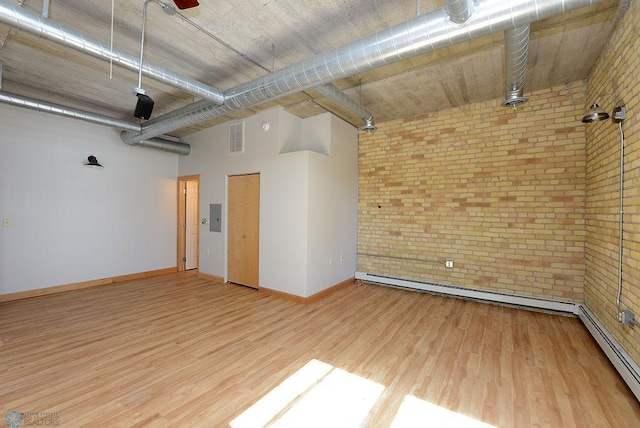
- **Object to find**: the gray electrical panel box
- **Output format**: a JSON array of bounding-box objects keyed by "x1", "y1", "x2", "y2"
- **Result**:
[{"x1": 210, "y1": 203, "x2": 222, "y2": 233}]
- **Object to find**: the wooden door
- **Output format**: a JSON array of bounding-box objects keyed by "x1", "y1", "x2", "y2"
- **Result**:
[
  {"x1": 227, "y1": 174, "x2": 260, "y2": 288},
  {"x1": 177, "y1": 175, "x2": 199, "y2": 272},
  {"x1": 185, "y1": 180, "x2": 199, "y2": 270}
]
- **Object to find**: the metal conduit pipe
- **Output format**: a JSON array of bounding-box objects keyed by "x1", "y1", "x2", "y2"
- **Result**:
[
  {"x1": 445, "y1": 0, "x2": 476, "y2": 24},
  {"x1": 0, "y1": 90, "x2": 191, "y2": 155},
  {"x1": 0, "y1": 0, "x2": 224, "y2": 105},
  {"x1": 501, "y1": 25, "x2": 530, "y2": 107},
  {"x1": 121, "y1": 0, "x2": 601, "y2": 144}
]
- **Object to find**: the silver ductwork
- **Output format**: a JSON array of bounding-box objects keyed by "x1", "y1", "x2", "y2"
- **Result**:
[
  {"x1": 445, "y1": 0, "x2": 475, "y2": 24},
  {"x1": 0, "y1": 90, "x2": 141, "y2": 131},
  {"x1": 0, "y1": 0, "x2": 224, "y2": 105},
  {"x1": 122, "y1": 0, "x2": 601, "y2": 143},
  {"x1": 0, "y1": 0, "x2": 371, "y2": 132},
  {"x1": 0, "y1": 90, "x2": 191, "y2": 155},
  {"x1": 125, "y1": 136, "x2": 191, "y2": 156},
  {"x1": 314, "y1": 83, "x2": 374, "y2": 126},
  {"x1": 501, "y1": 25, "x2": 530, "y2": 107}
]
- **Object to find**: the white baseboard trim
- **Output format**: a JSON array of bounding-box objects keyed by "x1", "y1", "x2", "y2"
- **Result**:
[
  {"x1": 356, "y1": 271, "x2": 640, "y2": 402},
  {"x1": 355, "y1": 272, "x2": 580, "y2": 315},
  {"x1": 578, "y1": 305, "x2": 640, "y2": 401}
]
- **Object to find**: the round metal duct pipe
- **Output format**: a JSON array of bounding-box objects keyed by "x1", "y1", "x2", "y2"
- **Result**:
[
  {"x1": 501, "y1": 25, "x2": 530, "y2": 108},
  {"x1": 0, "y1": 90, "x2": 191, "y2": 155},
  {"x1": 0, "y1": 1, "x2": 224, "y2": 105},
  {"x1": 122, "y1": 0, "x2": 601, "y2": 143}
]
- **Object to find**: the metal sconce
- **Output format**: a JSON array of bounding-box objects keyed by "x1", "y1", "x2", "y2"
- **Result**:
[
  {"x1": 581, "y1": 94, "x2": 634, "y2": 326},
  {"x1": 85, "y1": 155, "x2": 103, "y2": 168},
  {"x1": 581, "y1": 94, "x2": 626, "y2": 124}
]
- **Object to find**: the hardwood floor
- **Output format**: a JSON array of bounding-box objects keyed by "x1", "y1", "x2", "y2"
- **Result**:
[{"x1": 1, "y1": 273, "x2": 639, "y2": 427}]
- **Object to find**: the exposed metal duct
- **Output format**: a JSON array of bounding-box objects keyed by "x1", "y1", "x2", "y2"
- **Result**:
[
  {"x1": 0, "y1": 0, "x2": 224, "y2": 105},
  {"x1": 445, "y1": 0, "x2": 475, "y2": 24},
  {"x1": 0, "y1": 90, "x2": 140, "y2": 131},
  {"x1": 501, "y1": 25, "x2": 530, "y2": 108},
  {"x1": 0, "y1": 0, "x2": 372, "y2": 135},
  {"x1": 314, "y1": 83, "x2": 375, "y2": 128},
  {"x1": 0, "y1": 90, "x2": 191, "y2": 155},
  {"x1": 125, "y1": 136, "x2": 191, "y2": 156},
  {"x1": 121, "y1": 0, "x2": 601, "y2": 143}
]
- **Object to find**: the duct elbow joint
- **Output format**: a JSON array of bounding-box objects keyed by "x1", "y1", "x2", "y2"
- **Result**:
[
  {"x1": 120, "y1": 130, "x2": 141, "y2": 146},
  {"x1": 120, "y1": 130, "x2": 191, "y2": 155}
]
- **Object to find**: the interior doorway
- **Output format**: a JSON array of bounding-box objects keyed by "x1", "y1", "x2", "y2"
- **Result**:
[
  {"x1": 178, "y1": 175, "x2": 199, "y2": 271},
  {"x1": 227, "y1": 173, "x2": 260, "y2": 288}
]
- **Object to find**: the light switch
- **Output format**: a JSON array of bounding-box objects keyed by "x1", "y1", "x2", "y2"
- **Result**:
[{"x1": 2, "y1": 218, "x2": 10, "y2": 227}]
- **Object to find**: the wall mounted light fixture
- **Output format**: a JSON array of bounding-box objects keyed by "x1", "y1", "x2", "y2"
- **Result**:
[
  {"x1": 582, "y1": 94, "x2": 633, "y2": 326},
  {"x1": 581, "y1": 94, "x2": 627, "y2": 123},
  {"x1": 85, "y1": 155, "x2": 103, "y2": 168}
]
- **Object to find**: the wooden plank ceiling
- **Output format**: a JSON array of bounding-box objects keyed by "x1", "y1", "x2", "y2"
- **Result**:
[{"x1": 0, "y1": 0, "x2": 626, "y2": 137}]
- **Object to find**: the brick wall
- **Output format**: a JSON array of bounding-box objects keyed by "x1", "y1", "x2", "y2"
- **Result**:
[
  {"x1": 584, "y1": 0, "x2": 640, "y2": 363},
  {"x1": 358, "y1": 81, "x2": 587, "y2": 302}
]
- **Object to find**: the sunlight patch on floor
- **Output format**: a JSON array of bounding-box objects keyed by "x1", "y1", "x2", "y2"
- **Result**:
[
  {"x1": 230, "y1": 359, "x2": 384, "y2": 427},
  {"x1": 230, "y1": 359, "x2": 334, "y2": 428},
  {"x1": 231, "y1": 359, "x2": 495, "y2": 428},
  {"x1": 270, "y1": 367, "x2": 384, "y2": 427},
  {"x1": 390, "y1": 395, "x2": 496, "y2": 428}
]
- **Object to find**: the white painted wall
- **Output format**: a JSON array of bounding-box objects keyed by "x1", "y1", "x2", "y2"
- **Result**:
[
  {"x1": 306, "y1": 115, "x2": 358, "y2": 296},
  {"x1": 180, "y1": 108, "x2": 309, "y2": 295},
  {"x1": 180, "y1": 108, "x2": 358, "y2": 297},
  {"x1": 0, "y1": 104, "x2": 179, "y2": 295}
]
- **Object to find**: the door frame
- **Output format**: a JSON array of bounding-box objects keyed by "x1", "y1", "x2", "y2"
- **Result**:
[{"x1": 177, "y1": 175, "x2": 200, "y2": 272}]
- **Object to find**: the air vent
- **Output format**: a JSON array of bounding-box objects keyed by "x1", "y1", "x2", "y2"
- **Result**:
[{"x1": 229, "y1": 122, "x2": 244, "y2": 154}]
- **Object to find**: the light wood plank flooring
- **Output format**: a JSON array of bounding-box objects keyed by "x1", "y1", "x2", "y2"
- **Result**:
[{"x1": 1, "y1": 273, "x2": 639, "y2": 427}]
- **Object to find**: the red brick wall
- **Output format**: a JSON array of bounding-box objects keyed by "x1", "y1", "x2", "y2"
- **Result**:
[{"x1": 358, "y1": 81, "x2": 587, "y2": 302}]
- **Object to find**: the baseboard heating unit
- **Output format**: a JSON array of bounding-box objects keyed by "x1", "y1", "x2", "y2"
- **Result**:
[
  {"x1": 578, "y1": 305, "x2": 640, "y2": 401},
  {"x1": 356, "y1": 272, "x2": 640, "y2": 401}
]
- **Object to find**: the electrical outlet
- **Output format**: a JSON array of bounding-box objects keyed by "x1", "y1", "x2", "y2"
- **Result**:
[
  {"x1": 445, "y1": 260, "x2": 454, "y2": 268},
  {"x1": 2, "y1": 218, "x2": 10, "y2": 227},
  {"x1": 619, "y1": 310, "x2": 636, "y2": 326}
]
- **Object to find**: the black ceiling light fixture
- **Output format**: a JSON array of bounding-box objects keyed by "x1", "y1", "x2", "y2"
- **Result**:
[
  {"x1": 133, "y1": 0, "x2": 200, "y2": 120},
  {"x1": 134, "y1": 1, "x2": 172, "y2": 120},
  {"x1": 134, "y1": 92, "x2": 154, "y2": 120}
]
